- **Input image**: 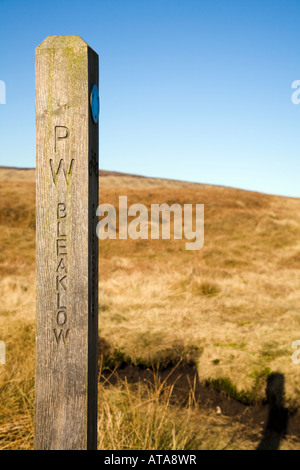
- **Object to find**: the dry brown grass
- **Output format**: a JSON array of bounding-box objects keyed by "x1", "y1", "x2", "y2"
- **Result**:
[
  {"x1": 97, "y1": 369, "x2": 300, "y2": 450},
  {"x1": 1, "y1": 167, "x2": 300, "y2": 449}
]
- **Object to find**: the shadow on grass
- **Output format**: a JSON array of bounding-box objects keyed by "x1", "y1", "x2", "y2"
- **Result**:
[{"x1": 257, "y1": 373, "x2": 288, "y2": 450}]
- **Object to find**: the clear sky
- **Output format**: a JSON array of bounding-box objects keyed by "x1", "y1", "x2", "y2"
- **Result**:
[{"x1": 1, "y1": 0, "x2": 300, "y2": 197}]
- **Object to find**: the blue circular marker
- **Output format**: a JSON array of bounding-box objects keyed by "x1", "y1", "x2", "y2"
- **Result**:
[{"x1": 90, "y1": 84, "x2": 99, "y2": 124}]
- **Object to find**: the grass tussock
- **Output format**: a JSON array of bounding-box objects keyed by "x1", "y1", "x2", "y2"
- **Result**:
[
  {"x1": 0, "y1": 318, "x2": 35, "y2": 450},
  {"x1": 98, "y1": 367, "x2": 201, "y2": 450}
]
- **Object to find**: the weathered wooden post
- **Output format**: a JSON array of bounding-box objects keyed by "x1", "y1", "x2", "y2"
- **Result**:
[{"x1": 35, "y1": 35, "x2": 99, "y2": 450}]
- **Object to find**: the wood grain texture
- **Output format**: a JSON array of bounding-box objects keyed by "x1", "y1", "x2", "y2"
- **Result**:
[{"x1": 35, "y1": 35, "x2": 99, "y2": 450}]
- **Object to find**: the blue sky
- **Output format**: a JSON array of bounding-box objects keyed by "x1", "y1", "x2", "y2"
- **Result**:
[{"x1": 1, "y1": 0, "x2": 300, "y2": 196}]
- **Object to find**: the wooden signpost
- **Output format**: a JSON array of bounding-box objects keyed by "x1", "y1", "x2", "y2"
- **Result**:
[{"x1": 35, "y1": 35, "x2": 99, "y2": 450}]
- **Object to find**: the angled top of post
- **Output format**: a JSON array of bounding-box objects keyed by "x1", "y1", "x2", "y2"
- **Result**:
[{"x1": 36, "y1": 35, "x2": 91, "y2": 51}]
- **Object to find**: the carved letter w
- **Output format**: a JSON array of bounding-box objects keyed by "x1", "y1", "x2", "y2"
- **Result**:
[
  {"x1": 54, "y1": 329, "x2": 70, "y2": 345},
  {"x1": 50, "y1": 159, "x2": 74, "y2": 185}
]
